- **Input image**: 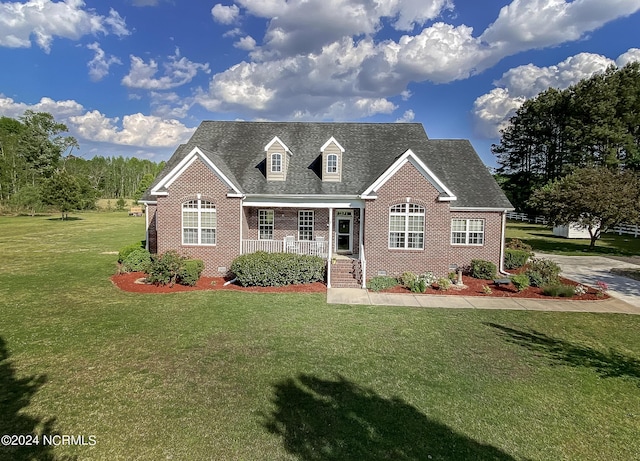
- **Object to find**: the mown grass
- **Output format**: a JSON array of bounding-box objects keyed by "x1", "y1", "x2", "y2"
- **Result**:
[
  {"x1": 506, "y1": 221, "x2": 640, "y2": 257},
  {"x1": 1, "y1": 213, "x2": 639, "y2": 460}
]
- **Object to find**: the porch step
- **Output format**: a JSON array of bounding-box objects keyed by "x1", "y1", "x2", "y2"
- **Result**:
[{"x1": 331, "y1": 258, "x2": 362, "y2": 288}]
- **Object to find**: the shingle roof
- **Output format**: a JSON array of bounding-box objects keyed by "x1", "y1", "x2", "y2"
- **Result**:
[{"x1": 142, "y1": 121, "x2": 512, "y2": 209}]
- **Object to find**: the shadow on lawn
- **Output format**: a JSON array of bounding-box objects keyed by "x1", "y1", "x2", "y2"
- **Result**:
[
  {"x1": 486, "y1": 324, "x2": 640, "y2": 385},
  {"x1": 0, "y1": 337, "x2": 76, "y2": 461},
  {"x1": 264, "y1": 374, "x2": 519, "y2": 461}
]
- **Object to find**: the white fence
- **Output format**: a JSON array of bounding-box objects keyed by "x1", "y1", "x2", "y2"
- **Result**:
[{"x1": 506, "y1": 212, "x2": 639, "y2": 238}]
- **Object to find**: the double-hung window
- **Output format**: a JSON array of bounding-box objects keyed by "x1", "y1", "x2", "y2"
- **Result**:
[
  {"x1": 298, "y1": 210, "x2": 314, "y2": 241},
  {"x1": 326, "y1": 154, "x2": 338, "y2": 173},
  {"x1": 271, "y1": 153, "x2": 282, "y2": 172},
  {"x1": 451, "y1": 219, "x2": 484, "y2": 245},
  {"x1": 258, "y1": 209, "x2": 274, "y2": 240},
  {"x1": 182, "y1": 199, "x2": 216, "y2": 245},
  {"x1": 389, "y1": 203, "x2": 425, "y2": 249}
]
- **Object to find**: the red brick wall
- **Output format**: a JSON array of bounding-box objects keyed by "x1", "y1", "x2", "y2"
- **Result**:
[
  {"x1": 155, "y1": 157, "x2": 242, "y2": 276},
  {"x1": 364, "y1": 162, "x2": 504, "y2": 278}
]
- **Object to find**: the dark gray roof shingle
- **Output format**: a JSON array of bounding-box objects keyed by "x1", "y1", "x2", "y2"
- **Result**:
[{"x1": 142, "y1": 121, "x2": 512, "y2": 209}]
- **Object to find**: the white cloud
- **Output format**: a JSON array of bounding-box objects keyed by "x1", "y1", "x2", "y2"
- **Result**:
[
  {"x1": 68, "y1": 111, "x2": 195, "y2": 147},
  {"x1": 121, "y1": 48, "x2": 210, "y2": 90},
  {"x1": 481, "y1": 0, "x2": 640, "y2": 55},
  {"x1": 0, "y1": 94, "x2": 84, "y2": 119},
  {"x1": 234, "y1": 35, "x2": 256, "y2": 51},
  {"x1": 617, "y1": 48, "x2": 640, "y2": 66},
  {"x1": 211, "y1": 4, "x2": 240, "y2": 24},
  {"x1": 471, "y1": 50, "x2": 634, "y2": 138},
  {"x1": 87, "y1": 42, "x2": 122, "y2": 81},
  {"x1": 396, "y1": 109, "x2": 415, "y2": 123},
  {"x1": 0, "y1": 0, "x2": 130, "y2": 53}
]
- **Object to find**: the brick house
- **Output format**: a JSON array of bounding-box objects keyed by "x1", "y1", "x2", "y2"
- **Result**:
[{"x1": 140, "y1": 121, "x2": 513, "y2": 288}]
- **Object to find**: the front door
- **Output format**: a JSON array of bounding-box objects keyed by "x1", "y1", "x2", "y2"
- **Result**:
[{"x1": 336, "y1": 211, "x2": 352, "y2": 253}]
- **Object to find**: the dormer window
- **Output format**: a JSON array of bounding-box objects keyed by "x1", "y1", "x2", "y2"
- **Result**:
[
  {"x1": 265, "y1": 136, "x2": 291, "y2": 181},
  {"x1": 321, "y1": 136, "x2": 344, "y2": 182},
  {"x1": 271, "y1": 153, "x2": 282, "y2": 173},
  {"x1": 326, "y1": 154, "x2": 338, "y2": 173}
]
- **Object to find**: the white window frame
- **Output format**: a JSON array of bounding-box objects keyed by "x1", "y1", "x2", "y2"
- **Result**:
[
  {"x1": 298, "y1": 210, "x2": 314, "y2": 241},
  {"x1": 258, "y1": 209, "x2": 274, "y2": 240},
  {"x1": 388, "y1": 203, "x2": 425, "y2": 250},
  {"x1": 451, "y1": 218, "x2": 485, "y2": 246},
  {"x1": 271, "y1": 153, "x2": 282, "y2": 173},
  {"x1": 326, "y1": 153, "x2": 338, "y2": 173},
  {"x1": 182, "y1": 199, "x2": 216, "y2": 245}
]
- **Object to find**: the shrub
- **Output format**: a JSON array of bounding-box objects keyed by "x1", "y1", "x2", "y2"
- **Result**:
[
  {"x1": 178, "y1": 259, "x2": 205, "y2": 286},
  {"x1": 436, "y1": 277, "x2": 451, "y2": 291},
  {"x1": 419, "y1": 271, "x2": 437, "y2": 285},
  {"x1": 147, "y1": 250, "x2": 185, "y2": 287},
  {"x1": 510, "y1": 273, "x2": 530, "y2": 292},
  {"x1": 504, "y1": 249, "x2": 531, "y2": 269},
  {"x1": 122, "y1": 248, "x2": 152, "y2": 272},
  {"x1": 542, "y1": 284, "x2": 575, "y2": 297},
  {"x1": 230, "y1": 252, "x2": 325, "y2": 287},
  {"x1": 410, "y1": 278, "x2": 427, "y2": 293},
  {"x1": 482, "y1": 285, "x2": 493, "y2": 294},
  {"x1": 574, "y1": 284, "x2": 587, "y2": 296},
  {"x1": 505, "y1": 238, "x2": 533, "y2": 252},
  {"x1": 470, "y1": 259, "x2": 497, "y2": 280},
  {"x1": 118, "y1": 241, "x2": 144, "y2": 262},
  {"x1": 368, "y1": 276, "x2": 399, "y2": 292},
  {"x1": 400, "y1": 271, "x2": 418, "y2": 287},
  {"x1": 524, "y1": 258, "x2": 561, "y2": 287}
]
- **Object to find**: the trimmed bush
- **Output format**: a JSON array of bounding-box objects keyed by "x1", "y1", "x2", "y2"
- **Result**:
[
  {"x1": 542, "y1": 284, "x2": 575, "y2": 297},
  {"x1": 147, "y1": 251, "x2": 185, "y2": 287},
  {"x1": 122, "y1": 248, "x2": 152, "y2": 272},
  {"x1": 118, "y1": 241, "x2": 144, "y2": 262},
  {"x1": 400, "y1": 271, "x2": 418, "y2": 287},
  {"x1": 368, "y1": 276, "x2": 399, "y2": 292},
  {"x1": 230, "y1": 252, "x2": 325, "y2": 287},
  {"x1": 524, "y1": 258, "x2": 561, "y2": 287},
  {"x1": 436, "y1": 277, "x2": 451, "y2": 291},
  {"x1": 504, "y1": 249, "x2": 531, "y2": 269},
  {"x1": 410, "y1": 278, "x2": 427, "y2": 293},
  {"x1": 178, "y1": 259, "x2": 205, "y2": 286},
  {"x1": 510, "y1": 273, "x2": 530, "y2": 292},
  {"x1": 470, "y1": 259, "x2": 497, "y2": 280}
]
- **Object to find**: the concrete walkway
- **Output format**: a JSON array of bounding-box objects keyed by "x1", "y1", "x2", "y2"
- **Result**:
[{"x1": 327, "y1": 254, "x2": 640, "y2": 314}]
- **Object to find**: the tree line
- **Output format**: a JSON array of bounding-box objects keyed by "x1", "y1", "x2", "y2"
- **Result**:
[
  {"x1": 493, "y1": 62, "x2": 640, "y2": 213},
  {"x1": 493, "y1": 62, "x2": 640, "y2": 248},
  {"x1": 0, "y1": 111, "x2": 164, "y2": 216}
]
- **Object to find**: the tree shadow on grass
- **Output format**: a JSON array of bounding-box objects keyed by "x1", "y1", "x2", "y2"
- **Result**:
[
  {"x1": 0, "y1": 337, "x2": 76, "y2": 461},
  {"x1": 263, "y1": 374, "x2": 520, "y2": 461},
  {"x1": 486, "y1": 324, "x2": 640, "y2": 385}
]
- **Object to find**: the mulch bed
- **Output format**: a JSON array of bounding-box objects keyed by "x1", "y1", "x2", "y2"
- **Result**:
[
  {"x1": 377, "y1": 274, "x2": 607, "y2": 300},
  {"x1": 111, "y1": 272, "x2": 327, "y2": 294},
  {"x1": 111, "y1": 271, "x2": 607, "y2": 300}
]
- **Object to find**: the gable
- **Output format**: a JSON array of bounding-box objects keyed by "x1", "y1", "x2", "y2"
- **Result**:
[
  {"x1": 361, "y1": 149, "x2": 456, "y2": 201},
  {"x1": 150, "y1": 146, "x2": 242, "y2": 197}
]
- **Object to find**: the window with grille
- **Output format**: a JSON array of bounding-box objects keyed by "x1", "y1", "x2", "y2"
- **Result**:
[
  {"x1": 182, "y1": 199, "x2": 216, "y2": 245},
  {"x1": 258, "y1": 209, "x2": 274, "y2": 240},
  {"x1": 451, "y1": 219, "x2": 484, "y2": 245},
  {"x1": 298, "y1": 210, "x2": 314, "y2": 241},
  {"x1": 271, "y1": 153, "x2": 282, "y2": 172},
  {"x1": 327, "y1": 154, "x2": 338, "y2": 173},
  {"x1": 389, "y1": 203, "x2": 424, "y2": 249}
]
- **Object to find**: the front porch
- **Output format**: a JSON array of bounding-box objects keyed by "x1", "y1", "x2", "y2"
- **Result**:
[{"x1": 242, "y1": 238, "x2": 330, "y2": 258}]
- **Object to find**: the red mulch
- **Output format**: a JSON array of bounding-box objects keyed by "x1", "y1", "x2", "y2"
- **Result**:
[
  {"x1": 111, "y1": 272, "x2": 607, "y2": 300},
  {"x1": 378, "y1": 274, "x2": 607, "y2": 300},
  {"x1": 111, "y1": 272, "x2": 327, "y2": 294}
]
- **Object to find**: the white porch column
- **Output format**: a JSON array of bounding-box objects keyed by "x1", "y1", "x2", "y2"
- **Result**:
[
  {"x1": 359, "y1": 205, "x2": 365, "y2": 288},
  {"x1": 327, "y1": 207, "x2": 333, "y2": 288}
]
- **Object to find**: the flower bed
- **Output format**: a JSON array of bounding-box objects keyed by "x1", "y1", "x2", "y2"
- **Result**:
[
  {"x1": 111, "y1": 272, "x2": 327, "y2": 294},
  {"x1": 373, "y1": 274, "x2": 606, "y2": 300}
]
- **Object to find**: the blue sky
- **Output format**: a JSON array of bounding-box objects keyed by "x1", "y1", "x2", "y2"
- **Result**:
[{"x1": 1, "y1": 0, "x2": 639, "y2": 168}]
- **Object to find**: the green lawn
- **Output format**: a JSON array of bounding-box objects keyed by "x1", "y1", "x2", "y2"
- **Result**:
[
  {"x1": 1, "y1": 212, "x2": 639, "y2": 460},
  {"x1": 506, "y1": 221, "x2": 640, "y2": 257}
]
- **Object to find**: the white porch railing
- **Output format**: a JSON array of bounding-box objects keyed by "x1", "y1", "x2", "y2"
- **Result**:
[{"x1": 242, "y1": 239, "x2": 329, "y2": 258}]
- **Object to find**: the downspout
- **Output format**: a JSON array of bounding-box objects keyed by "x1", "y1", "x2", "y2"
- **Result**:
[
  {"x1": 327, "y1": 208, "x2": 333, "y2": 288},
  {"x1": 144, "y1": 203, "x2": 149, "y2": 251},
  {"x1": 499, "y1": 210, "x2": 509, "y2": 275},
  {"x1": 239, "y1": 196, "x2": 244, "y2": 255},
  {"x1": 359, "y1": 206, "x2": 366, "y2": 289}
]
